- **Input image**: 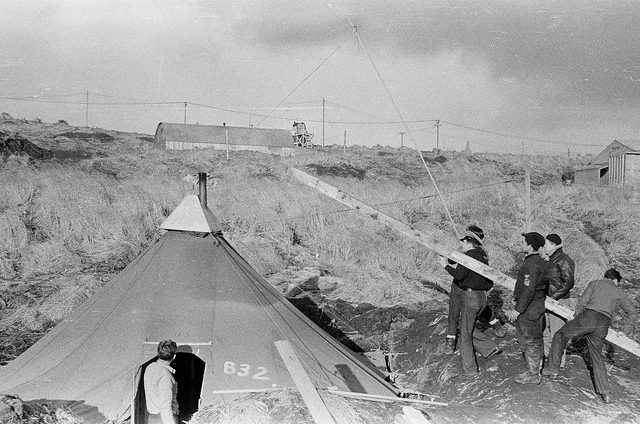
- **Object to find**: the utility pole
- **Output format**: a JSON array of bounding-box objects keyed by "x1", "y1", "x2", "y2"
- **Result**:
[
  {"x1": 435, "y1": 119, "x2": 440, "y2": 152},
  {"x1": 399, "y1": 131, "x2": 405, "y2": 148},
  {"x1": 322, "y1": 98, "x2": 325, "y2": 147},
  {"x1": 184, "y1": 102, "x2": 187, "y2": 124},
  {"x1": 343, "y1": 130, "x2": 347, "y2": 154},
  {"x1": 85, "y1": 91, "x2": 89, "y2": 127},
  {"x1": 249, "y1": 108, "x2": 253, "y2": 127},
  {"x1": 525, "y1": 166, "x2": 531, "y2": 232}
]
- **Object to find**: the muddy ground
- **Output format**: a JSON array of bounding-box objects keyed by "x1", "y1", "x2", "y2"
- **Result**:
[{"x1": 292, "y1": 293, "x2": 640, "y2": 424}]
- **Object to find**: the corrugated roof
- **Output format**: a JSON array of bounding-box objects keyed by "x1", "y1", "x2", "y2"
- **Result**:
[{"x1": 155, "y1": 122, "x2": 292, "y2": 147}]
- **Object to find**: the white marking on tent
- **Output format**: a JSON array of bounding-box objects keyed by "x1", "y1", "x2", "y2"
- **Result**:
[
  {"x1": 275, "y1": 340, "x2": 337, "y2": 424},
  {"x1": 222, "y1": 361, "x2": 271, "y2": 380}
]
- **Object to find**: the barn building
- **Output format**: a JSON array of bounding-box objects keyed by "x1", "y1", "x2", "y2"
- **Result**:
[
  {"x1": 155, "y1": 122, "x2": 295, "y2": 156},
  {"x1": 574, "y1": 140, "x2": 640, "y2": 188}
]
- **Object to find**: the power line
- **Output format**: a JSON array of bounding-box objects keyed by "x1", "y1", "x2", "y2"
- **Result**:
[
  {"x1": 440, "y1": 120, "x2": 604, "y2": 147},
  {"x1": 0, "y1": 92, "x2": 609, "y2": 148}
]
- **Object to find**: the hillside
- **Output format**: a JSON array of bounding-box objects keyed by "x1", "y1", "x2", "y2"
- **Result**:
[{"x1": 0, "y1": 117, "x2": 639, "y2": 423}]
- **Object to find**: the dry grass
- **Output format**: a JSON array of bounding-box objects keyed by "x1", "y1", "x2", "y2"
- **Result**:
[
  {"x1": 187, "y1": 389, "x2": 406, "y2": 424},
  {"x1": 1, "y1": 120, "x2": 638, "y2": 361}
]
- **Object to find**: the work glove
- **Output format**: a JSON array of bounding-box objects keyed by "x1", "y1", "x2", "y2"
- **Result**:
[{"x1": 504, "y1": 309, "x2": 520, "y2": 322}]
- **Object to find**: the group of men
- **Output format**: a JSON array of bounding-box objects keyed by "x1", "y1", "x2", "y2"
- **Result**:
[{"x1": 441, "y1": 227, "x2": 638, "y2": 404}]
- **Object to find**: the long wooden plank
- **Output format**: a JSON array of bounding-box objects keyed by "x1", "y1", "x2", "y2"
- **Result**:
[
  {"x1": 274, "y1": 340, "x2": 337, "y2": 424},
  {"x1": 290, "y1": 167, "x2": 640, "y2": 358},
  {"x1": 327, "y1": 389, "x2": 448, "y2": 407}
]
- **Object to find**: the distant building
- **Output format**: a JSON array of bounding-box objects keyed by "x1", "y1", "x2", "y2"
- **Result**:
[
  {"x1": 463, "y1": 141, "x2": 472, "y2": 155},
  {"x1": 154, "y1": 122, "x2": 294, "y2": 156},
  {"x1": 574, "y1": 140, "x2": 640, "y2": 188}
]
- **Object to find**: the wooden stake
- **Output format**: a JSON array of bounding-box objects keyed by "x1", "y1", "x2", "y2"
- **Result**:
[
  {"x1": 289, "y1": 167, "x2": 640, "y2": 358},
  {"x1": 275, "y1": 340, "x2": 337, "y2": 424}
]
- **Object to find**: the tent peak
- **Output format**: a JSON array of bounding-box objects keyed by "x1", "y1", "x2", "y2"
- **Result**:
[{"x1": 160, "y1": 195, "x2": 222, "y2": 233}]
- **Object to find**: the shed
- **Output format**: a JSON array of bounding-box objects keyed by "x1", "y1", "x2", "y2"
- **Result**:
[
  {"x1": 574, "y1": 140, "x2": 640, "y2": 188},
  {"x1": 155, "y1": 123, "x2": 294, "y2": 156}
]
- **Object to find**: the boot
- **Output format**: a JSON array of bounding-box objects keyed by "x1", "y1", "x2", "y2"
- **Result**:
[
  {"x1": 515, "y1": 353, "x2": 542, "y2": 385},
  {"x1": 444, "y1": 336, "x2": 456, "y2": 356}
]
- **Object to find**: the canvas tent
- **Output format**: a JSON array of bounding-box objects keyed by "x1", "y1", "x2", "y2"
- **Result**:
[{"x1": 0, "y1": 195, "x2": 397, "y2": 423}]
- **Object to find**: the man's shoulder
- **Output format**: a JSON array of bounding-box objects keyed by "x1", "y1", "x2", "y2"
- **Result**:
[
  {"x1": 558, "y1": 250, "x2": 575, "y2": 265},
  {"x1": 523, "y1": 253, "x2": 545, "y2": 268},
  {"x1": 589, "y1": 279, "x2": 619, "y2": 292},
  {"x1": 466, "y1": 247, "x2": 488, "y2": 262}
]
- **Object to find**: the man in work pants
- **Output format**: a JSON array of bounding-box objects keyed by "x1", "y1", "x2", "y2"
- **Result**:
[
  {"x1": 543, "y1": 268, "x2": 637, "y2": 404},
  {"x1": 439, "y1": 228, "x2": 493, "y2": 376},
  {"x1": 542, "y1": 233, "x2": 575, "y2": 368},
  {"x1": 443, "y1": 225, "x2": 488, "y2": 355},
  {"x1": 505, "y1": 232, "x2": 549, "y2": 385}
]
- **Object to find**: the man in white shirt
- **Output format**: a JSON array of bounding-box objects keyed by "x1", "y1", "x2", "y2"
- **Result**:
[{"x1": 144, "y1": 340, "x2": 179, "y2": 424}]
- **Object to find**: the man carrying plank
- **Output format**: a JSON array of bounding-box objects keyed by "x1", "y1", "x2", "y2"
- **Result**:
[
  {"x1": 505, "y1": 232, "x2": 549, "y2": 385},
  {"x1": 543, "y1": 268, "x2": 638, "y2": 404},
  {"x1": 438, "y1": 226, "x2": 493, "y2": 377}
]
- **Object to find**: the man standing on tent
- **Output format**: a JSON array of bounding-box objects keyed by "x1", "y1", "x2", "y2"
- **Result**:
[
  {"x1": 438, "y1": 225, "x2": 493, "y2": 376},
  {"x1": 542, "y1": 233, "x2": 575, "y2": 368},
  {"x1": 505, "y1": 232, "x2": 548, "y2": 385},
  {"x1": 144, "y1": 340, "x2": 179, "y2": 424},
  {"x1": 543, "y1": 268, "x2": 637, "y2": 404}
]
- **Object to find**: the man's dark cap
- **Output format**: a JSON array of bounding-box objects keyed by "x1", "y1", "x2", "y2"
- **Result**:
[
  {"x1": 545, "y1": 233, "x2": 562, "y2": 245},
  {"x1": 521, "y1": 232, "x2": 545, "y2": 250}
]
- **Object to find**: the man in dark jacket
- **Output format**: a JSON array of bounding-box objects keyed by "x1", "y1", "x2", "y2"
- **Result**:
[
  {"x1": 505, "y1": 232, "x2": 548, "y2": 385},
  {"x1": 542, "y1": 233, "x2": 575, "y2": 368},
  {"x1": 439, "y1": 229, "x2": 493, "y2": 376},
  {"x1": 543, "y1": 268, "x2": 637, "y2": 404}
]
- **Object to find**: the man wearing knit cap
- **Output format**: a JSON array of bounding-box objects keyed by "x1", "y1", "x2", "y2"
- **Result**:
[
  {"x1": 505, "y1": 232, "x2": 549, "y2": 384},
  {"x1": 438, "y1": 225, "x2": 493, "y2": 376},
  {"x1": 542, "y1": 233, "x2": 575, "y2": 368}
]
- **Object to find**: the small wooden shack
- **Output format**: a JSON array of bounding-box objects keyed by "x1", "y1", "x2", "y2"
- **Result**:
[
  {"x1": 574, "y1": 140, "x2": 640, "y2": 188},
  {"x1": 155, "y1": 123, "x2": 294, "y2": 156}
]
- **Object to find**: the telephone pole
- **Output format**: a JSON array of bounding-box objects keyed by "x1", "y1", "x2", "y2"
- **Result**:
[
  {"x1": 435, "y1": 119, "x2": 440, "y2": 152},
  {"x1": 184, "y1": 102, "x2": 187, "y2": 124},
  {"x1": 322, "y1": 98, "x2": 325, "y2": 147},
  {"x1": 399, "y1": 131, "x2": 405, "y2": 148},
  {"x1": 85, "y1": 91, "x2": 89, "y2": 127}
]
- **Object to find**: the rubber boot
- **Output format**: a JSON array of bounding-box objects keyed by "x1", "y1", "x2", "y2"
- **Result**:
[
  {"x1": 514, "y1": 353, "x2": 542, "y2": 385},
  {"x1": 444, "y1": 336, "x2": 456, "y2": 356}
]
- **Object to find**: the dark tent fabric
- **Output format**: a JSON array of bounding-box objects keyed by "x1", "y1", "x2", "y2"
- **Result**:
[{"x1": 0, "y1": 211, "x2": 396, "y2": 422}]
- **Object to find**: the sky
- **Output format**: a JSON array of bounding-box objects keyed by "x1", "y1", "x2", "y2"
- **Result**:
[{"x1": 1, "y1": 0, "x2": 640, "y2": 154}]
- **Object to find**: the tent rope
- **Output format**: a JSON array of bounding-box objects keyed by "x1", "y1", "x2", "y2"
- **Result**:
[{"x1": 347, "y1": 18, "x2": 461, "y2": 239}]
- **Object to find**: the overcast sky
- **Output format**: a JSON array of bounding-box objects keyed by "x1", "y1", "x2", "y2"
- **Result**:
[{"x1": 2, "y1": 0, "x2": 639, "y2": 154}]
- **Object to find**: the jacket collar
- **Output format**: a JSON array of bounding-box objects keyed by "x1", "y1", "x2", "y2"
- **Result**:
[{"x1": 549, "y1": 247, "x2": 563, "y2": 260}]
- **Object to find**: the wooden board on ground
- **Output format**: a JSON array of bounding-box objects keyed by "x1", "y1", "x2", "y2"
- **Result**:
[{"x1": 275, "y1": 340, "x2": 337, "y2": 424}]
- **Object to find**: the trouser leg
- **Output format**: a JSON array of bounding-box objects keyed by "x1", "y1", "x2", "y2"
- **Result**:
[
  {"x1": 544, "y1": 299, "x2": 570, "y2": 366},
  {"x1": 459, "y1": 290, "x2": 487, "y2": 375},
  {"x1": 585, "y1": 312, "x2": 611, "y2": 395},
  {"x1": 447, "y1": 284, "x2": 463, "y2": 337},
  {"x1": 516, "y1": 312, "x2": 544, "y2": 373}
]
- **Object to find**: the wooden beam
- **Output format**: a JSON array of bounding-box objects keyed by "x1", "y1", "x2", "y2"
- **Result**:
[
  {"x1": 326, "y1": 389, "x2": 448, "y2": 407},
  {"x1": 275, "y1": 340, "x2": 337, "y2": 424},
  {"x1": 289, "y1": 167, "x2": 640, "y2": 358}
]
